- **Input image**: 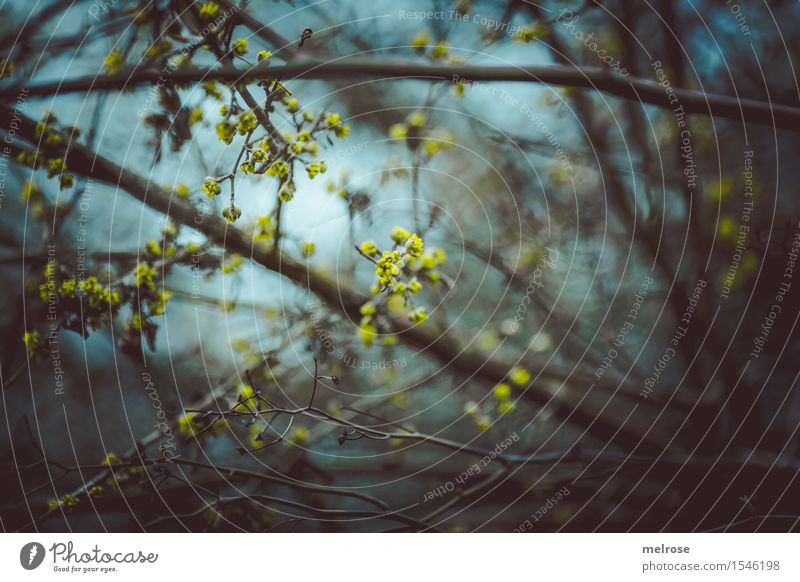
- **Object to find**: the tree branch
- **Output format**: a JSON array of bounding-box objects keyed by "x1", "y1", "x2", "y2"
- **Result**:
[
  {"x1": 3, "y1": 59, "x2": 798, "y2": 130},
  {"x1": 0, "y1": 104, "x2": 676, "y2": 451}
]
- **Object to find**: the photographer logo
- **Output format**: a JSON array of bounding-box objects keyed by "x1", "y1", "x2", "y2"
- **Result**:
[{"x1": 20, "y1": 542, "x2": 46, "y2": 570}]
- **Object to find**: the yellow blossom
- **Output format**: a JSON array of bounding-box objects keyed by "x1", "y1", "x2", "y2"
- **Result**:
[{"x1": 510, "y1": 366, "x2": 531, "y2": 386}]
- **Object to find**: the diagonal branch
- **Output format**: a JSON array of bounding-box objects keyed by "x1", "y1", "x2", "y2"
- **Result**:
[{"x1": 0, "y1": 103, "x2": 678, "y2": 450}]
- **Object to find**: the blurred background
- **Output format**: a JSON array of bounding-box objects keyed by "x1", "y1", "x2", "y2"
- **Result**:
[{"x1": 1, "y1": 0, "x2": 799, "y2": 532}]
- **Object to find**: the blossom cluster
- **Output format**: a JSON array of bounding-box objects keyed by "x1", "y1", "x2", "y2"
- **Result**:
[{"x1": 355, "y1": 227, "x2": 448, "y2": 347}]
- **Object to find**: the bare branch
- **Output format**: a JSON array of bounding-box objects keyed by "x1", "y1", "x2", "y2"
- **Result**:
[{"x1": 3, "y1": 59, "x2": 798, "y2": 130}]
